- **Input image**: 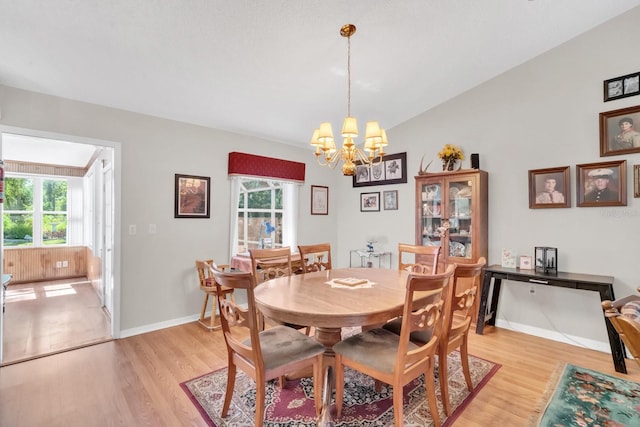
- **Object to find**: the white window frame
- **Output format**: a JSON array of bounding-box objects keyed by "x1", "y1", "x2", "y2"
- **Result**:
[{"x1": 4, "y1": 173, "x2": 70, "y2": 247}]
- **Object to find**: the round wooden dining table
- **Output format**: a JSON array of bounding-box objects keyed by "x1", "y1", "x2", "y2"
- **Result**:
[{"x1": 254, "y1": 267, "x2": 430, "y2": 357}]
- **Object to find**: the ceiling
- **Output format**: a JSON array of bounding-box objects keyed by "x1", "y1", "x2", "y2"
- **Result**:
[{"x1": 1, "y1": 0, "x2": 640, "y2": 163}]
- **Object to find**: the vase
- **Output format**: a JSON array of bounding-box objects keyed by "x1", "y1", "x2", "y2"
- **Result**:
[{"x1": 442, "y1": 159, "x2": 456, "y2": 171}]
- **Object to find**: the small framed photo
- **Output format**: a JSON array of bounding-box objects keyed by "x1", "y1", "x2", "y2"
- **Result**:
[
  {"x1": 604, "y1": 71, "x2": 640, "y2": 102},
  {"x1": 599, "y1": 105, "x2": 640, "y2": 156},
  {"x1": 311, "y1": 185, "x2": 328, "y2": 215},
  {"x1": 383, "y1": 190, "x2": 398, "y2": 210},
  {"x1": 175, "y1": 174, "x2": 210, "y2": 218},
  {"x1": 576, "y1": 160, "x2": 627, "y2": 207},
  {"x1": 360, "y1": 192, "x2": 380, "y2": 212},
  {"x1": 501, "y1": 249, "x2": 516, "y2": 268},
  {"x1": 528, "y1": 166, "x2": 570, "y2": 209},
  {"x1": 635, "y1": 165, "x2": 640, "y2": 198},
  {"x1": 519, "y1": 256, "x2": 533, "y2": 270}
]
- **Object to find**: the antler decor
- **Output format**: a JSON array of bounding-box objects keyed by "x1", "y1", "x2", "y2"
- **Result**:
[{"x1": 418, "y1": 155, "x2": 462, "y2": 175}]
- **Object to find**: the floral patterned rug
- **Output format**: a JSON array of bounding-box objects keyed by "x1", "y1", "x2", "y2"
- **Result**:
[
  {"x1": 181, "y1": 351, "x2": 499, "y2": 427},
  {"x1": 534, "y1": 363, "x2": 640, "y2": 426}
]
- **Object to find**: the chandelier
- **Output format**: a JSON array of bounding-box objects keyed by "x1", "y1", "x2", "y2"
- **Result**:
[{"x1": 310, "y1": 24, "x2": 388, "y2": 176}]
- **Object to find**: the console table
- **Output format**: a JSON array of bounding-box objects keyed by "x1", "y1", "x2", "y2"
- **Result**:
[
  {"x1": 476, "y1": 265, "x2": 626, "y2": 374},
  {"x1": 349, "y1": 249, "x2": 392, "y2": 269}
]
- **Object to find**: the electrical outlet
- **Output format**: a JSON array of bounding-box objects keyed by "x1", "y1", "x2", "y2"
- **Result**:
[
  {"x1": 55, "y1": 261, "x2": 62, "y2": 268},
  {"x1": 129, "y1": 225, "x2": 137, "y2": 235},
  {"x1": 62, "y1": 260, "x2": 68, "y2": 268},
  {"x1": 148, "y1": 224, "x2": 157, "y2": 234}
]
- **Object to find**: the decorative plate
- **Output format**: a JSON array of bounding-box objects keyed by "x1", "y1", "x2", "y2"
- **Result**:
[{"x1": 449, "y1": 241, "x2": 466, "y2": 257}]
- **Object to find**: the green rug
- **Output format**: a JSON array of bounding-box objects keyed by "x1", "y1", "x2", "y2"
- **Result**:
[{"x1": 535, "y1": 363, "x2": 640, "y2": 426}]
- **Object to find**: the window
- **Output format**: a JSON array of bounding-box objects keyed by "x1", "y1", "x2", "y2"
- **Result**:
[
  {"x1": 4, "y1": 175, "x2": 68, "y2": 246},
  {"x1": 236, "y1": 179, "x2": 283, "y2": 251}
]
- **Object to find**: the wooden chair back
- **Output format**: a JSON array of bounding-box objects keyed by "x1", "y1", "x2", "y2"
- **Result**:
[
  {"x1": 249, "y1": 247, "x2": 293, "y2": 284},
  {"x1": 334, "y1": 264, "x2": 455, "y2": 427},
  {"x1": 195, "y1": 259, "x2": 214, "y2": 289},
  {"x1": 210, "y1": 264, "x2": 325, "y2": 426},
  {"x1": 437, "y1": 257, "x2": 486, "y2": 415},
  {"x1": 398, "y1": 243, "x2": 441, "y2": 274},
  {"x1": 210, "y1": 266, "x2": 264, "y2": 367},
  {"x1": 297, "y1": 243, "x2": 332, "y2": 273}
]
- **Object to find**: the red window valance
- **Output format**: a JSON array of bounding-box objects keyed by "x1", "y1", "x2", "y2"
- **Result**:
[{"x1": 228, "y1": 152, "x2": 305, "y2": 183}]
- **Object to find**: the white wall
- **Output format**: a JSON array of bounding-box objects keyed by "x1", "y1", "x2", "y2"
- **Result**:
[
  {"x1": 0, "y1": 85, "x2": 341, "y2": 333},
  {"x1": 1, "y1": 7, "x2": 639, "y2": 351},
  {"x1": 339, "y1": 6, "x2": 640, "y2": 352}
]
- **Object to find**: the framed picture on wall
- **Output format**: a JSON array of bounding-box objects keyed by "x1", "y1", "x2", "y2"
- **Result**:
[
  {"x1": 576, "y1": 160, "x2": 627, "y2": 207},
  {"x1": 603, "y1": 71, "x2": 640, "y2": 102},
  {"x1": 383, "y1": 190, "x2": 398, "y2": 210},
  {"x1": 599, "y1": 105, "x2": 640, "y2": 156},
  {"x1": 175, "y1": 174, "x2": 210, "y2": 218},
  {"x1": 360, "y1": 192, "x2": 380, "y2": 212},
  {"x1": 352, "y1": 152, "x2": 407, "y2": 187},
  {"x1": 311, "y1": 185, "x2": 328, "y2": 215},
  {"x1": 528, "y1": 166, "x2": 570, "y2": 209},
  {"x1": 635, "y1": 165, "x2": 640, "y2": 198}
]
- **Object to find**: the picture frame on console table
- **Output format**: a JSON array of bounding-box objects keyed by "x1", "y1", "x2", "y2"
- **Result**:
[
  {"x1": 576, "y1": 160, "x2": 626, "y2": 207},
  {"x1": 352, "y1": 152, "x2": 407, "y2": 187}
]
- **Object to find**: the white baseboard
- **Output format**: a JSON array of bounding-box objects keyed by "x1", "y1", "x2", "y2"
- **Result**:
[
  {"x1": 119, "y1": 313, "x2": 201, "y2": 338},
  {"x1": 494, "y1": 319, "x2": 611, "y2": 354}
]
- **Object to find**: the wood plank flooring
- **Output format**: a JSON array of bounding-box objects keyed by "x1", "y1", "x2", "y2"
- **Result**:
[
  {"x1": 0, "y1": 319, "x2": 638, "y2": 426},
  {"x1": 2, "y1": 278, "x2": 112, "y2": 365}
]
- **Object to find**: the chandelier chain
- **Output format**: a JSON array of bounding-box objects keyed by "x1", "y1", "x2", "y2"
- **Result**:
[{"x1": 347, "y1": 34, "x2": 351, "y2": 118}]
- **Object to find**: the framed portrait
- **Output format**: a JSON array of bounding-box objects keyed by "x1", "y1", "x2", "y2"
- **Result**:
[
  {"x1": 360, "y1": 192, "x2": 380, "y2": 212},
  {"x1": 528, "y1": 166, "x2": 570, "y2": 209},
  {"x1": 576, "y1": 160, "x2": 627, "y2": 207},
  {"x1": 599, "y1": 105, "x2": 640, "y2": 156},
  {"x1": 603, "y1": 71, "x2": 640, "y2": 102},
  {"x1": 352, "y1": 152, "x2": 407, "y2": 187},
  {"x1": 635, "y1": 165, "x2": 640, "y2": 198},
  {"x1": 383, "y1": 190, "x2": 398, "y2": 210},
  {"x1": 311, "y1": 185, "x2": 328, "y2": 215},
  {"x1": 174, "y1": 174, "x2": 210, "y2": 218}
]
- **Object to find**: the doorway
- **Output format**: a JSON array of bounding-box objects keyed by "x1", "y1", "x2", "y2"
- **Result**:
[{"x1": 0, "y1": 126, "x2": 121, "y2": 364}]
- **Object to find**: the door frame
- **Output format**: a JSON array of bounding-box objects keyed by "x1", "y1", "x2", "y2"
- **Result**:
[{"x1": 0, "y1": 125, "x2": 122, "y2": 362}]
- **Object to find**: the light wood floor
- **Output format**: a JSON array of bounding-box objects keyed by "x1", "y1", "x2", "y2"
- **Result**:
[
  {"x1": 0, "y1": 320, "x2": 638, "y2": 426},
  {"x1": 2, "y1": 278, "x2": 112, "y2": 365}
]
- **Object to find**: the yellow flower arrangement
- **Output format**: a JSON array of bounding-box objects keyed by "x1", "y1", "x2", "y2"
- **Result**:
[{"x1": 438, "y1": 144, "x2": 464, "y2": 170}]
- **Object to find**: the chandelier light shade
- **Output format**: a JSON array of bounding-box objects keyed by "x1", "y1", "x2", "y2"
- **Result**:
[{"x1": 311, "y1": 24, "x2": 389, "y2": 176}]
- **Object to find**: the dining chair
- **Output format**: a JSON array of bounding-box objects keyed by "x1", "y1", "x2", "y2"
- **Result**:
[
  {"x1": 333, "y1": 264, "x2": 455, "y2": 427},
  {"x1": 194, "y1": 260, "x2": 234, "y2": 331},
  {"x1": 210, "y1": 265, "x2": 325, "y2": 427},
  {"x1": 398, "y1": 243, "x2": 441, "y2": 274},
  {"x1": 297, "y1": 243, "x2": 332, "y2": 273},
  {"x1": 250, "y1": 247, "x2": 310, "y2": 334},
  {"x1": 383, "y1": 257, "x2": 486, "y2": 416}
]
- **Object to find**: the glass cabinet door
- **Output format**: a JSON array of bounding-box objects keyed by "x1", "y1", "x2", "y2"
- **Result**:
[
  {"x1": 447, "y1": 178, "x2": 473, "y2": 259},
  {"x1": 420, "y1": 182, "x2": 443, "y2": 249}
]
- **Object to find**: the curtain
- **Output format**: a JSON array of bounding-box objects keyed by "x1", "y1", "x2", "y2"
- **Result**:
[{"x1": 228, "y1": 176, "x2": 241, "y2": 258}]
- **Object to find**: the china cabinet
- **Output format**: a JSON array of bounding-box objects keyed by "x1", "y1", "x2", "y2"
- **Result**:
[{"x1": 415, "y1": 169, "x2": 488, "y2": 269}]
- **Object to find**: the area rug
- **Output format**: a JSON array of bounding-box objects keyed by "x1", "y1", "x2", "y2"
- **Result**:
[
  {"x1": 181, "y1": 351, "x2": 500, "y2": 426},
  {"x1": 533, "y1": 363, "x2": 640, "y2": 427}
]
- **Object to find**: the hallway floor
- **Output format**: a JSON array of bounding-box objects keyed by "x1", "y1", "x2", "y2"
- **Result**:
[{"x1": 2, "y1": 277, "x2": 111, "y2": 365}]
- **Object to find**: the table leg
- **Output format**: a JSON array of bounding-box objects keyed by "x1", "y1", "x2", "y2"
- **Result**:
[
  {"x1": 476, "y1": 273, "x2": 494, "y2": 334},
  {"x1": 487, "y1": 278, "x2": 502, "y2": 327},
  {"x1": 598, "y1": 286, "x2": 627, "y2": 374},
  {"x1": 286, "y1": 327, "x2": 342, "y2": 380}
]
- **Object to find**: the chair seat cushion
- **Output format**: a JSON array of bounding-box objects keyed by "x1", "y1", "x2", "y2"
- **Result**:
[
  {"x1": 333, "y1": 328, "x2": 418, "y2": 374},
  {"x1": 244, "y1": 326, "x2": 324, "y2": 371},
  {"x1": 622, "y1": 300, "x2": 640, "y2": 323}
]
